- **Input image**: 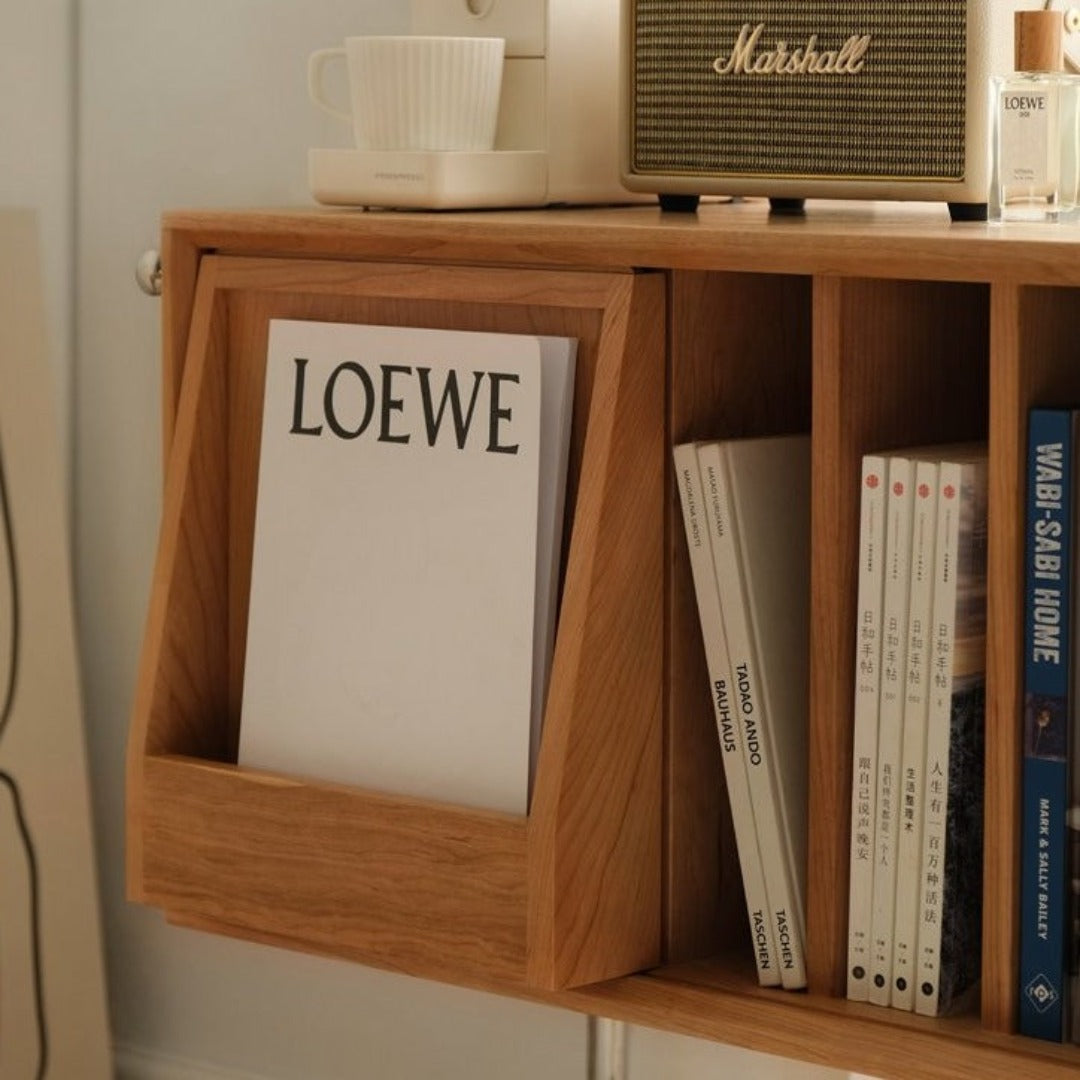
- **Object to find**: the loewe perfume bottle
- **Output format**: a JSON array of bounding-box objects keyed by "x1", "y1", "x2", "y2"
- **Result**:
[{"x1": 990, "y1": 10, "x2": 1079, "y2": 223}]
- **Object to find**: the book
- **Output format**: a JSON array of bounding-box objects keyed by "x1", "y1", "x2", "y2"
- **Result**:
[
  {"x1": 847, "y1": 453, "x2": 888, "y2": 1002},
  {"x1": 528, "y1": 338, "x2": 578, "y2": 781},
  {"x1": 698, "y1": 434, "x2": 810, "y2": 990},
  {"x1": 1018, "y1": 409, "x2": 1075, "y2": 1040},
  {"x1": 1070, "y1": 796, "x2": 1080, "y2": 1043},
  {"x1": 673, "y1": 441, "x2": 781, "y2": 987},
  {"x1": 891, "y1": 456, "x2": 940, "y2": 1011},
  {"x1": 1071, "y1": 459, "x2": 1080, "y2": 1044},
  {"x1": 889, "y1": 444, "x2": 985, "y2": 1011},
  {"x1": 868, "y1": 454, "x2": 916, "y2": 1005},
  {"x1": 238, "y1": 319, "x2": 576, "y2": 815},
  {"x1": 914, "y1": 449, "x2": 988, "y2": 1018},
  {"x1": 1070, "y1": 802, "x2": 1080, "y2": 1043}
]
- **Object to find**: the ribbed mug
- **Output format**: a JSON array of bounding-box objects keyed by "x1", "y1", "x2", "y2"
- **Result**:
[{"x1": 309, "y1": 35, "x2": 505, "y2": 152}]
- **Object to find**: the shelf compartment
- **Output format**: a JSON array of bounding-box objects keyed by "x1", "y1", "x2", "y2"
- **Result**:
[
  {"x1": 665, "y1": 269, "x2": 813, "y2": 965},
  {"x1": 983, "y1": 282, "x2": 1080, "y2": 1032},
  {"x1": 127, "y1": 250, "x2": 667, "y2": 991},
  {"x1": 809, "y1": 276, "x2": 990, "y2": 995},
  {"x1": 664, "y1": 269, "x2": 994, "y2": 997}
]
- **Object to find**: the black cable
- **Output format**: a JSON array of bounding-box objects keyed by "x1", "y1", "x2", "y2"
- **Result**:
[
  {"x1": 0, "y1": 430, "x2": 17, "y2": 740},
  {"x1": 0, "y1": 433, "x2": 48, "y2": 1079},
  {"x1": 0, "y1": 772, "x2": 47, "y2": 1079}
]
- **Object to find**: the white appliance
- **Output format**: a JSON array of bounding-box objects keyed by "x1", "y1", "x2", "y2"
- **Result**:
[{"x1": 309, "y1": 0, "x2": 640, "y2": 209}]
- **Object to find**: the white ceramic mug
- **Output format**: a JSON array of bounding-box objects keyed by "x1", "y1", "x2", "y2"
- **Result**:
[{"x1": 308, "y1": 35, "x2": 505, "y2": 153}]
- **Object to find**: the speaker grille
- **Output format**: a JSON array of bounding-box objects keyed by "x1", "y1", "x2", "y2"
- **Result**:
[{"x1": 631, "y1": 0, "x2": 967, "y2": 181}]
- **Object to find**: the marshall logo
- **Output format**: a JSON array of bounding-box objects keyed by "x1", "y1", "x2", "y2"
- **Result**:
[{"x1": 713, "y1": 22, "x2": 871, "y2": 76}]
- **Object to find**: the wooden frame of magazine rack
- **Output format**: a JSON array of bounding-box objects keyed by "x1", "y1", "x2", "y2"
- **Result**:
[{"x1": 126, "y1": 247, "x2": 666, "y2": 992}]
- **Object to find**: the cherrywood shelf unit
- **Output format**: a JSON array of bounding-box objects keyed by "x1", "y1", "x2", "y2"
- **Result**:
[{"x1": 128, "y1": 202, "x2": 1080, "y2": 1080}]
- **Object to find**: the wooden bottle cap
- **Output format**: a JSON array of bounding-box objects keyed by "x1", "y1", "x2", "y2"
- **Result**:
[{"x1": 1015, "y1": 10, "x2": 1064, "y2": 72}]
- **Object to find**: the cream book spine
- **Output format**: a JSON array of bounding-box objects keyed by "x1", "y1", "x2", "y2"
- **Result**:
[
  {"x1": 698, "y1": 436, "x2": 810, "y2": 990},
  {"x1": 528, "y1": 336, "x2": 579, "y2": 800},
  {"x1": 890, "y1": 457, "x2": 939, "y2": 1010},
  {"x1": 846, "y1": 453, "x2": 888, "y2": 1001},
  {"x1": 673, "y1": 442, "x2": 781, "y2": 987},
  {"x1": 868, "y1": 454, "x2": 915, "y2": 1006}
]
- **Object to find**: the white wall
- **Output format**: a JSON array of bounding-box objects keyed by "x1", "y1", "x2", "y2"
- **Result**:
[
  {"x1": 0, "y1": 0, "x2": 74, "y2": 464},
  {"x1": 628, "y1": 1028, "x2": 860, "y2": 1080}
]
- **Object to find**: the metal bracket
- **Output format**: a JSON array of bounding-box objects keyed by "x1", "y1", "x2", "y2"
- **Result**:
[
  {"x1": 135, "y1": 249, "x2": 163, "y2": 297},
  {"x1": 587, "y1": 1018, "x2": 628, "y2": 1080}
]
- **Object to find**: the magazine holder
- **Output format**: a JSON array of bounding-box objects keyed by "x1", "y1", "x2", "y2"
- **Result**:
[{"x1": 127, "y1": 240, "x2": 666, "y2": 990}]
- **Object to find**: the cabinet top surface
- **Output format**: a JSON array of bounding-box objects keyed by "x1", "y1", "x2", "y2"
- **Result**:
[{"x1": 164, "y1": 200, "x2": 1080, "y2": 285}]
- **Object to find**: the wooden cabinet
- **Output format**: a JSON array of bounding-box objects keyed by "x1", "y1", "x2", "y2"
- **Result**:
[{"x1": 127, "y1": 203, "x2": 1080, "y2": 1079}]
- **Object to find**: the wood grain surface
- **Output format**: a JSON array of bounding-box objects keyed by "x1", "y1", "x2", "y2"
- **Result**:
[{"x1": 127, "y1": 204, "x2": 1080, "y2": 1074}]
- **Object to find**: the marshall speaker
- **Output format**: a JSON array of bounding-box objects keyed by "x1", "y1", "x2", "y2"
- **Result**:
[{"x1": 621, "y1": 0, "x2": 1035, "y2": 219}]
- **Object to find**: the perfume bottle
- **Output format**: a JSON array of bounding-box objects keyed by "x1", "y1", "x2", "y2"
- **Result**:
[{"x1": 990, "y1": 10, "x2": 1079, "y2": 223}]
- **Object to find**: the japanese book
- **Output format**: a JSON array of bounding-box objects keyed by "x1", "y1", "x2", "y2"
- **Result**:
[
  {"x1": 1018, "y1": 409, "x2": 1075, "y2": 1040},
  {"x1": 239, "y1": 319, "x2": 576, "y2": 816},
  {"x1": 1070, "y1": 764, "x2": 1080, "y2": 1043},
  {"x1": 847, "y1": 453, "x2": 888, "y2": 1002},
  {"x1": 1071, "y1": 436, "x2": 1080, "y2": 1045},
  {"x1": 868, "y1": 454, "x2": 916, "y2": 1006},
  {"x1": 891, "y1": 456, "x2": 940, "y2": 1011},
  {"x1": 914, "y1": 449, "x2": 988, "y2": 1018},
  {"x1": 673, "y1": 441, "x2": 780, "y2": 987},
  {"x1": 698, "y1": 434, "x2": 810, "y2": 990},
  {"x1": 889, "y1": 444, "x2": 985, "y2": 1011}
]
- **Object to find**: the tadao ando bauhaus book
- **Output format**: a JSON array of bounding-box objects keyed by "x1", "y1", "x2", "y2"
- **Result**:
[
  {"x1": 673, "y1": 441, "x2": 781, "y2": 988},
  {"x1": 239, "y1": 319, "x2": 576, "y2": 816},
  {"x1": 697, "y1": 434, "x2": 810, "y2": 990}
]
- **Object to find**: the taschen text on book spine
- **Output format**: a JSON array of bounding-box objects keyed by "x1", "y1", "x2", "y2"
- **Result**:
[
  {"x1": 672, "y1": 441, "x2": 781, "y2": 987},
  {"x1": 722, "y1": 436, "x2": 811, "y2": 990},
  {"x1": 697, "y1": 437, "x2": 809, "y2": 990}
]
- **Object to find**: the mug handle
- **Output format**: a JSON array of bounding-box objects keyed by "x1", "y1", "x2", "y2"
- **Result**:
[{"x1": 307, "y1": 47, "x2": 351, "y2": 123}]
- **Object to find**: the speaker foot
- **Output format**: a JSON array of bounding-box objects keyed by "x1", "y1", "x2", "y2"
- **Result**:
[
  {"x1": 658, "y1": 194, "x2": 700, "y2": 213},
  {"x1": 948, "y1": 201, "x2": 987, "y2": 222},
  {"x1": 769, "y1": 198, "x2": 806, "y2": 215}
]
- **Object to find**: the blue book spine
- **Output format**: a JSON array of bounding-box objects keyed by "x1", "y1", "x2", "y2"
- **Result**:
[{"x1": 1019, "y1": 408, "x2": 1074, "y2": 1042}]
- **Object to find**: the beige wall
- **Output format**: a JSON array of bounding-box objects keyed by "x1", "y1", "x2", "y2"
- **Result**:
[{"x1": 0, "y1": 0, "x2": 74, "y2": 466}]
